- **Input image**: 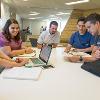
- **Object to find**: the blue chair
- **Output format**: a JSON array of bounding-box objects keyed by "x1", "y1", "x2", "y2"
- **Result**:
[{"x1": 29, "y1": 38, "x2": 37, "y2": 47}]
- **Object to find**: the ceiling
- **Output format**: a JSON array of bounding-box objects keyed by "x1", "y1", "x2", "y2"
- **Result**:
[{"x1": 3, "y1": 0, "x2": 100, "y2": 20}]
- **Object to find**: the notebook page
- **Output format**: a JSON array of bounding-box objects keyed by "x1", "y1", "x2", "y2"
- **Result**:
[
  {"x1": 1, "y1": 67, "x2": 42, "y2": 80},
  {"x1": 18, "y1": 52, "x2": 36, "y2": 57}
]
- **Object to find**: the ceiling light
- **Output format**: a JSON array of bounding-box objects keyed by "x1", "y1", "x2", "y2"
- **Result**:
[
  {"x1": 28, "y1": 18, "x2": 36, "y2": 20},
  {"x1": 23, "y1": 0, "x2": 28, "y2": 1},
  {"x1": 28, "y1": 17, "x2": 42, "y2": 20},
  {"x1": 29, "y1": 12, "x2": 40, "y2": 16},
  {"x1": 29, "y1": 13, "x2": 40, "y2": 15},
  {"x1": 65, "y1": 0, "x2": 89, "y2": 5},
  {"x1": 29, "y1": 11, "x2": 39, "y2": 14},
  {"x1": 56, "y1": 12, "x2": 70, "y2": 15}
]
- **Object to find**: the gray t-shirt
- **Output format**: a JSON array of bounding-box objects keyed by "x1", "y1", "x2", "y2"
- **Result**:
[{"x1": 37, "y1": 30, "x2": 60, "y2": 45}]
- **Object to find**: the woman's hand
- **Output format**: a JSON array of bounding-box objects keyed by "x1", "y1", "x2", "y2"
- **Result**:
[
  {"x1": 25, "y1": 47, "x2": 34, "y2": 54},
  {"x1": 15, "y1": 58, "x2": 29, "y2": 64}
]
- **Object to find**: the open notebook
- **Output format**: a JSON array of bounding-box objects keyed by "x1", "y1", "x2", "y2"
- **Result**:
[
  {"x1": 1, "y1": 67, "x2": 42, "y2": 80},
  {"x1": 18, "y1": 52, "x2": 36, "y2": 58}
]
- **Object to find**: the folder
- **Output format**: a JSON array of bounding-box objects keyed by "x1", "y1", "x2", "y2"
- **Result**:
[{"x1": 1, "y1": 67, "x2": 42, "y2": 80}]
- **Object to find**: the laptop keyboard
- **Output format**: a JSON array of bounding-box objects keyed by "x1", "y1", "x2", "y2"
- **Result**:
[{"x1": 30, "y1": 58, "x2": 44, "y2": 64}]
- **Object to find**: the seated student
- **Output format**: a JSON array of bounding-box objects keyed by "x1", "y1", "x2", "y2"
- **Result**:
[
  {"x1": 66, "y1": 13, "x2": 100, "y2": 62},
  {"x1": 0, "y1": 50, "x2": 28, "y2": 68},
  {"x1": 37, "y1": 21, "x2": 60, "y2": 49},
  {"x1": 64, "y1": 17, "x2": 95, "y2": 54},
  {"x1": 0, "y1": 19, "x2": 34, "y2": 57}
]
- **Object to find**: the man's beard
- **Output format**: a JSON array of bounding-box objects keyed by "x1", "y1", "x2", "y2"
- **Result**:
[{"x1": 51, "y1": 32, "x2": 56, "y2": 34}]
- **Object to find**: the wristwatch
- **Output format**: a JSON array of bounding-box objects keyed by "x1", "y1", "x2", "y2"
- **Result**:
[{"x1": 79, "y1": 56, "x2": 83, "y2": 61}]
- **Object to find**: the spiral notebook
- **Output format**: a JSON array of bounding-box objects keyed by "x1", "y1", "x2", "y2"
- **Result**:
[{"x1": 1, "y1": 67, "x2": 42, "y2": 80}]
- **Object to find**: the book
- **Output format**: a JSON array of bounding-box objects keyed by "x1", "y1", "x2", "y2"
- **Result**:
[{"x1": 1, "y1": 67, "x2": 42, "y2": 80}]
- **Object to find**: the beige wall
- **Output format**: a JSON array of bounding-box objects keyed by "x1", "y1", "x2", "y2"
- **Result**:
[
  {"x1": 22, "y1": 19, "x2": 46, "y2": 35},
  {"x1": 83, "y1": 8, "x2": 100, "y2": 16}
]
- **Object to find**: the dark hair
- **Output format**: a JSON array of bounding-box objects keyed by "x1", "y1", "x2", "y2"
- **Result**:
[
  {"x1": 50, "y1": 21, "x2": 58, "y2": 27},
  {"x1": 77, "y1": 17, "x2": 86, "y2": 24},
  {"x1": 85, "y1": 13, "x2": 100, "y2": 24},
  {"x1": 3, "y1": 18, "x2": 20, "y2": 42}
]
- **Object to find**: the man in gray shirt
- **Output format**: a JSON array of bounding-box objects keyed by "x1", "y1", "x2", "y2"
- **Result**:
[{"x1": 37, "y1": 21, "x2": 60, "y2": 49}]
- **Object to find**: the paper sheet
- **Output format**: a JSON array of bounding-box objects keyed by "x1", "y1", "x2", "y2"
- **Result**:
[{"x1": 1, "y1": 67, "x2": 42, "y2": 80}]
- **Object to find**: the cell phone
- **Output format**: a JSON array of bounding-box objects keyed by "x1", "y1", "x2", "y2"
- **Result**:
[
  {"x1": 0, "y1": 67, "x2": 5, "y2": 73},
  {"x1": 42, "y1": 65, "x2": 54, "y2": 69}
]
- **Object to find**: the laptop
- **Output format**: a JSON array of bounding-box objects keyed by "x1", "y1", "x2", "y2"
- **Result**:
[{"x1": 25, "y1": 45, "x2": 52, "y2": 67}]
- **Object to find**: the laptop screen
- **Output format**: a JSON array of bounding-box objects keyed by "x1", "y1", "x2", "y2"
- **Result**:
[{"x1": 39, "y1": 45, "x2": 52, "y2": 64}]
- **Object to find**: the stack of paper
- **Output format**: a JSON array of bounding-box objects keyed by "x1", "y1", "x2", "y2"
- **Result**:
[{"x1": 1, "y1": 67, "x2": 42, "y2": 80}]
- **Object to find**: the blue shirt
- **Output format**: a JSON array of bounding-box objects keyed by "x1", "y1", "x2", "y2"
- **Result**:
[{"x1": 69, "y1": 31, "x2": 95, "y2": 49}]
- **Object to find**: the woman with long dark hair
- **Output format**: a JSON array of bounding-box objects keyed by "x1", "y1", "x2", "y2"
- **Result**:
[{"x1": 0, "y1": 18, "x2": 33, "y2": 57}]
